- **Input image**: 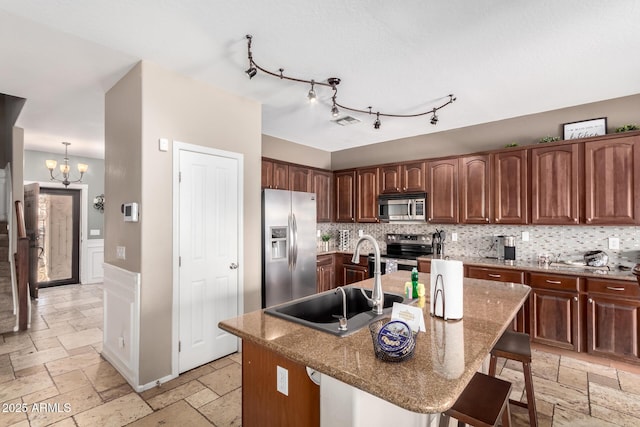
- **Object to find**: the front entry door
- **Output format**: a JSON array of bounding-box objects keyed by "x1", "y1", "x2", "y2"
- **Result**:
[
  {"x1": 24, "y1": 183, "x2": 39, "y2": 298},
  {"x1": 178, "y1": 149, "x2": 240, "y2": 373}
]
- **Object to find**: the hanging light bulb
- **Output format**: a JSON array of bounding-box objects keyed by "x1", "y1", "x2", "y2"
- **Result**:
[
  {"x1": 373, "y1": 112, "x2": 381, "y2": 129},
  {"x1": 307, "y1": 80, "x2": 317, "y2": 102},
  {"x1": 245, "y1": 66, "x2": 257, "y2": 79}
]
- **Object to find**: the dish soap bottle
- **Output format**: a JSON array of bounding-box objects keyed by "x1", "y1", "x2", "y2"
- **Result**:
[{"x1": 411, "y1": 267, "x2": 419, "y2": 298}]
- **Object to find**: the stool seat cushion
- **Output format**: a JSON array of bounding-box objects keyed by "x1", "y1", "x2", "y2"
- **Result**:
[
  {"x1": 491, "y1": 330, "x2": 531, "y2": 362},
  {"x1": 446, "y1": 372, "x2": 511, "y2": 427}
]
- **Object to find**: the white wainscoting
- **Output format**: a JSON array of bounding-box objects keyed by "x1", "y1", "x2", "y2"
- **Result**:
[
  {"x1": 102, "y1": 263, "x2": 141, "y2": 391},
  {"x1": 84, "y1": 239, "x2": 104, "y2": 284}
]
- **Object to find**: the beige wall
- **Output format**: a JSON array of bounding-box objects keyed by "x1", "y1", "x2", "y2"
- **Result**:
[
  {"x1": 262, "y1": 134, "x2": 331, "y2": 169},
  {"x1": 331, "y1": 92, "x2": 640, "y2": 169},
  {"x1": 105, "y1": 61, "x2": 261, "y2": 385}
]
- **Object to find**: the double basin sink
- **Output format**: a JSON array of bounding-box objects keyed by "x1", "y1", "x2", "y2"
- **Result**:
[{"x1": 265, "y1": 287, "x2": 407, "y2": 337}]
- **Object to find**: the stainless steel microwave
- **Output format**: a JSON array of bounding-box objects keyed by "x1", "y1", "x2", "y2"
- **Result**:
[{"x1": 378, "y1": 192, "x2": 427, "y2": 223}]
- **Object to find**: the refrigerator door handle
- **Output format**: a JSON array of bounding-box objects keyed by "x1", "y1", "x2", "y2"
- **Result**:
[
  {"x1": 287, "y1": 214, "x2": 293, "y2": 271},
  {"x1": 291, "y1": 213, "x2": 298, "y2": 270}
]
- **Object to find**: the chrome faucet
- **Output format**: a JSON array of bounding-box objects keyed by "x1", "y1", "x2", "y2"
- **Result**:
[
  {"x1": 335, "y1": 287, "x2": 348, "y2": 331},
  {"x1": 352, "y1": 235, "x2": 384, "y2": 315}
]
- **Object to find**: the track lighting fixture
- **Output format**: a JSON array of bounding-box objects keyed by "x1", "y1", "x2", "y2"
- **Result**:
[
  {"x1": 430, "y1": 110, "x2": 439, "y2": 125},
  {"x1": 243, "y1": 35, "x2": 456, "y2": 128}
]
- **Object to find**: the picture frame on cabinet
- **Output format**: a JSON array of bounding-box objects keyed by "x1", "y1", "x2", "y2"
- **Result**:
[{"x1": 563, "y1": 117, "x2": 607, "y2": 140}]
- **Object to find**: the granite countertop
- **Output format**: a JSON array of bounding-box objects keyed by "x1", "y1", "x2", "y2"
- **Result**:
[
  {"x1": 218, "y1": 271, "x2": 530, "y2": 414},
  {"x1": 416, "y1": 255, "x2": 637, "y2": 282}
]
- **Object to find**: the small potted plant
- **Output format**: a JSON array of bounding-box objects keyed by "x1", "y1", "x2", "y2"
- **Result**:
[
  {"x1": 615, "y1": 124, "x2": 639, "y2": 133},
  {"x1": 538, "y1": 136, "x2": 560, "y2": 143},
  {"x1": 321, "y1": 233, "x2": 332, "y2": 251}
]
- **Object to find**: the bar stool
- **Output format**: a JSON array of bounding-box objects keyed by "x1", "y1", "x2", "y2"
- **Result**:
[
  {"x1": 488, "y1": 330, "x2": 538, "y2": 427},
  {"x1": 441, "y1": 372, "x2": 512, "y2": 427}
]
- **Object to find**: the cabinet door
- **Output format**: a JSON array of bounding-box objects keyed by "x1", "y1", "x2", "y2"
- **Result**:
[
  {"x1": 587, "y1": 295, "x2": 640, "y2": 361},
  {"x1": 402, "y1": 161, "x2": 427, "y2": 192},
  {"x1": 356, "y1": 167, "x2": 379, "y2": 223},
  {"x1": 459, "y1": 155, "x2": 491, "y2": 224},
  {"x1": 312, "y1": 170, "x2": 333, "y2": 222},
  {"x1": 379, "y1": 164, "x2": 402, "y2": 194},
  {"x1": 289, "y1": 165, "x2": 312, "y2": 192},
  {"x1": 272, "y1": 161, "x2": 289, "y2": 190},
  {"x1": 530, "y1": 288, "x2": 580, "y2": 351},
  {"x1": 531, "y1": 144, "x2": 579, "y2": 224},
  {"x1": 584, "y1": 135, "x2": 640, "y2": 225},
  {"x1": 261, "y1": 159, "x2": 274, "y2": 189},
  {"x1": 334, "y1": 170, "x2": 356, "y2": 222},
  {"x1": 493, "y1": 149, "x2": 528, "y2": 224},
  {"x1": 427, "y1": 158, "x2": 458, "y2": 223},
  {"x1": 316, "y1": 255, "x2": 335, "y2": 293},
  {"x1": 343, "y1": 265, "x2": 369, "y2": 285}
]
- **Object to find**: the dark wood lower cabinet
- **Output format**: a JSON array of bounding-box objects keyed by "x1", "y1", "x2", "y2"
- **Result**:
[
  {"x1": 316, "y1": 254, "x2": 335, "y2": 293},
  {"x1": 587, "y1": 295, "x2": 640, "y2": 362},
  {"x1": 343, "y1": 264, "x2": 368, "y2": 285},
  {"x1": 242, "y1": 340, "x2": 320, "y2": 427},
  {"x1": 530, "y1": 288, "x2": 580, "y2": 351}
]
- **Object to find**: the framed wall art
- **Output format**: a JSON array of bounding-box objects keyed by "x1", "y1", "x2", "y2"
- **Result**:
[{"x1": 563, "y1": 117, "x2": 607, "y2": 140}]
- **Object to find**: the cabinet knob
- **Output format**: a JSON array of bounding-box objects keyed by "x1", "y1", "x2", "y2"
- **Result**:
[
  {"x1": 573, "y1": 296, "x2": 578, "y2": 302},
  {"x1": 588, "y1": 298, "x2": 593, "y2": 303},
  {"x1": 485, "y1": 218, "x2": 489, "y2": 222}
]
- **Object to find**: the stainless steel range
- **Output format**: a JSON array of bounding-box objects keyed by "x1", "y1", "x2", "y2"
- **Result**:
[{"x1": 368, "y1": 233, "x2": 433, "y2": 277}]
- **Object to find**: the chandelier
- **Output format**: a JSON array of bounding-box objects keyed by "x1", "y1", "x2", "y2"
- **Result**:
[
  {"x1": 45, "y1": 142, "x2": 88, "y2": 187},
  {"x1": 244, "y1": 35, "x2": 456, "y2": 129}
]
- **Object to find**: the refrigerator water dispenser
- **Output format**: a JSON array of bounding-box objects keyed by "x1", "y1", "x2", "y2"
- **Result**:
[{"x1": 270, "y1": 227, "x2": 287, "y2": 260}]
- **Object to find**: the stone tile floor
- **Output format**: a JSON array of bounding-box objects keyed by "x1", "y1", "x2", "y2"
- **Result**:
[{"x1": 1, "y1": 283, "x2": 640, "y2": 426}]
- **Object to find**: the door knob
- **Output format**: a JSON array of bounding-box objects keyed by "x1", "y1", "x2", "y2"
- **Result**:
[{"x1": 229, "y1": 263, "x2": 238, "y2": 270}]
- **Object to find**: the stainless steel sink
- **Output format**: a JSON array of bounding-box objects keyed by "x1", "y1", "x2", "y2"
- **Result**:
[{"x1": 264, "y1": 287, "x2": 408, "y2": 336}]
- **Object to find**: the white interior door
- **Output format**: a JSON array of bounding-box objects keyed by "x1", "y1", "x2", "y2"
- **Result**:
[{"x1": 179, "y1": 149, "x2": 239, "y2": 373}]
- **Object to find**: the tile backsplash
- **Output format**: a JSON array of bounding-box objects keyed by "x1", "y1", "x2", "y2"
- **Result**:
[{"x1": 317, "y1": 223, "x2": 640, "y2": 266}]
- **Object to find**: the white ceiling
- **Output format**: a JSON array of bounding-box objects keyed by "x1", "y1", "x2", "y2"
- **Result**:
[{"x1": 1, "y1": 0, "x2": 639, "y2": 159}]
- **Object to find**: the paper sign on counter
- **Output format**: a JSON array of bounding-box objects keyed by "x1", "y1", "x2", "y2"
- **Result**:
[{"x1": 391, "y1": 302, "x2": 425, "y2": 332}]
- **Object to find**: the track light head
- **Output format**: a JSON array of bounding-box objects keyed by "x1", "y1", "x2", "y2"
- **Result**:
[
  {"x1": 373, "y1": 112, "x2": 381, "y2": 129},
  {"x1": 307, "y1": 80, "x2": 317, "y2": 102},
  {"x1": 430, "y1": 111, "x2": 439, "y2": 125},
  {"x1": 245, "y1": 67, "x2": 257, "y2": 79},
  {"x1": 331, "y1": 105, "x2": 340, "y2": 117}
]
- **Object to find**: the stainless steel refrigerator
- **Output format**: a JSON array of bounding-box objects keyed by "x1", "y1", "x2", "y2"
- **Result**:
[{"x1": 262, "y1": 189, "x2": 317, "y2": 308}]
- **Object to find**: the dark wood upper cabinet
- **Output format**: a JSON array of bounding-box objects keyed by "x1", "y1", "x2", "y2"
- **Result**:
[
  {"x1": 584, "y1": 135, "x2": 640, "y2": 225},
  {"x1": 379, "y1": 161, "x2": 426, "y2": 194},
  {"x1": 356, "y1": 167, "x2": 379, "y2": 223},
  {"x1": 288, "y1": 165, "x2": 312, "y2": 192},
  {"x1": 312, "y1": 170, "x2": 333, "y2": 223},
  {"x1": 261, "y1": 159, "x2": 289, "y2": 190},
  {"x1": 459, "y1": 155, "x2": 491, "y2": 224},
  {"x1": 493, "y1": 149, "x2": 528, "y2": 224},
  {"x1": 530, "y1": 143, "x2": 580, "y2": 225},
  {"x1": 334, "y1": 170, "x2": 356, "y2": 222},
  {"x1": 427, "y1": 158, "x2": 458, "y2": 223}
]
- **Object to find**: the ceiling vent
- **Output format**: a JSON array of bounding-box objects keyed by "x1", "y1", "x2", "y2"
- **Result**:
[{"x1": 333, "y1": 116, "x2": 361, "y2": 126}]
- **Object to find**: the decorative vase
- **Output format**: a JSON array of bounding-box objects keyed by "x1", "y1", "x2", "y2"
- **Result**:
[{"x1": 322, "y1": 241, "x2": 329, "y2": 252}]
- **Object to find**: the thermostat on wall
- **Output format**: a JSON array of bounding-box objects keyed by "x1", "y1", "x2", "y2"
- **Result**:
[{"x1": 121, "y1": 202, "x2": 139, "y2": 222}]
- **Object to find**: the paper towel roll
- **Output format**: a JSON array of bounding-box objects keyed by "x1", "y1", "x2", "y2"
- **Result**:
[{"x1": 430, "y1": 259, "x2": 464, "y2": 320}]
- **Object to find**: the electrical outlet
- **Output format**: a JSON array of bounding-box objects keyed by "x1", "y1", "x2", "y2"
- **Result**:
[
  {"x1": 358, "y1": 230, "x2": 364, "y2": 237},
  {"x1": 276, "y1": 366, "x2": 288, "y2": 396},
  {"x1": 522, "y1": 231, "x2": 530, "y2": 242},
  {"x1": 608, "y1": 237, "x2": 620, "y2": 250},
  {"x1": 451, "y1": 232, "x2": 458, "y2": 242},
  {"x1": 116, "y1": 246, "x2": 126, "y2": 260}
]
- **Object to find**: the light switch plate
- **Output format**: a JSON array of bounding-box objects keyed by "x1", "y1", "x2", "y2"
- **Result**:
[
  {"x1": 159, "y1": 138, "x2": 169, "y2": 152},
  {"x1": 116, "y1": 246, "x2": 126, "y2": 260},
  {"x1": 522, "y1": 231, "x2": 530, "y2": 242},
  {"x1": 451, "y1": 232, "x2": 458, "y2": 242},
  {"x1": 276, "y1": 366, "x2": 288, "y2": 396}
]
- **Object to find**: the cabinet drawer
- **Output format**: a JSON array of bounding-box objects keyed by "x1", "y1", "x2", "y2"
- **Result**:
[
  {"x1": 528, "y1": 272, "x2": 579, "y2": 291},
  {"x1": 586, "y1": 279, "x2": 640, "y2": 298},
  {"x1": 316, "y1": 254, "x2": 334, "y2": 267},
  {"x1": 466, "y1": 266, "x2": 524, "y2": 284}
]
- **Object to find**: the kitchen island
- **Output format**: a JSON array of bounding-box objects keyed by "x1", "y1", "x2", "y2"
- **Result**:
[{"x1": 219, "y1": 271, "x2": 530, "y2": 426}]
